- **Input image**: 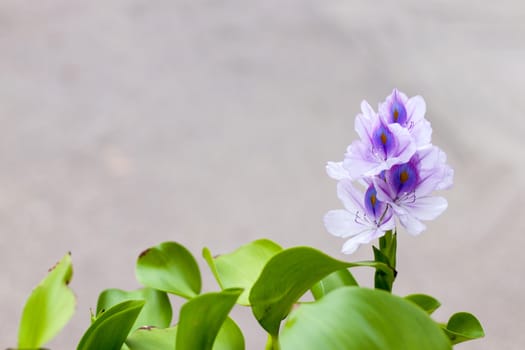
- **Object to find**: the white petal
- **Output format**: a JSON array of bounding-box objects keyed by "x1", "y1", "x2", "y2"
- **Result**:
[
  {"x1": 403, "y1": 196, "x2": 448, "y2": 221},
  {"x1": 406, "y1": 95, "x2": 426, "y2": 123},
  {"x1": 412, "y1": 119, "x2": 432, "y2": 147},
  {"x1": 341, "y1": 233, "x2": 372, "y2": 254},
  {"x1": 379, "y1": 214, "x2": 396, "y2": 232},
  {"x1": 343, "y1": 141, "x2": 380, "y2": 179},
  {"x1": 326, "y1": 161, "x2": 350, "y2": 180},
  {"x1": 361, "y1": 100, "x2": 376, "y2": 119},
  {"x1": 417, "y1": 145, "x2": 440, "y2": 170},
  {"x1": 337, "y1": 180, "x2": 365, "y2": 213},
  {"x1": 324, "y1": 210, "x2": 362, "y2": 238},
  {"x1": 398, "y1": 214, "x2": 427, "y2": 236},
  {"x1": 436, "y1": 166, "x2": 454, "y2": 190}
]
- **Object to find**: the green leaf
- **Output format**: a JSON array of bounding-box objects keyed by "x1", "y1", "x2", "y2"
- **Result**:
[
  {"x1": 404, "y1": 294, "x2": 441, "y2": 314},
  {"x1": 125, "y1": 318, "x2": 244, "y2": 350},
  {"x1": 212, "y1": 317, "x2": 245, "y2": 350},
  {"x1": 77, "y1": 300, "x2": 145, "y2": 350},
  {"x1": 203, "y1": 239, "x2": 282, "y2": 305},
  {"x1": 126, "y1": 326, "x2": 177, "y2": 350},
  {"x1": 18, "y1": 253, "x2": 76, "y2": 348},
  {"x1": 442, "y1": 312, "x2": 485, "y2": 345},
  {"x1": 311, "y1": 269, "x2": 358, "y2": 300},
  {"x1": 136, "y1": 241, "x2": 201, "y2": 298},
  {"x1": 280, "y1": 287, "x2": 452, "y2": 350},
  {"x1": 97, "y1": 287, "x2": 172, "y2": 332},
  {"x1": 176, "y1": 289, "x2": 242, "y2": 350},
  {"x1": 249, "y1": 246, "x2": 394, "y2": 335}
]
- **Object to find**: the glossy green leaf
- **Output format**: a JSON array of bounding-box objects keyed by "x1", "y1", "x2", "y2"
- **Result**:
[
  {"x1": 249, "y1": 246, "x2": 394, "y2": 335},
  {"x1": 18, "y1": 253, "x2": 76, "y2": 348},
  {"x1": 311, "y1": 269, "x2": 358, "y2": 300},
  {"x1": 280, "y1": 287, "x2": 452, "y2": 350},
  {"x1": 77, "y1": 300, "x2": 145, "y2": 350},
  {"x1": 442, "y1": 312, "x2": 485, "y2": 345},
  {"x1": 404, "y1": 293, "x2": 441, "y2": 314},
  {"x1": 203, "y1": 239, "x2": 282, "y2": 305},
  {"x1": 125, "y1": 318, "x2": 244, "y2": 350},
  {"x1": 212, "y1": 317, "x2": 245, "y2": 350},
  {"x1": 97, "y1": 287, "x2": 172, "y2": 332},
  {"x1": 176, "y1": 289, "x2": 242, "y2": 350},
  {"x1": 126, "y1": 326, "x2": 177, "y2": 350},
  {"x1": 136, "y1": 241, "x2": 201, "y2": 298}
]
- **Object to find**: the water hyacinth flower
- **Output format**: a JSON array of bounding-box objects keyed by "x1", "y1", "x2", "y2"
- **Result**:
[
  {"x1": 373, "y1": 145, "x2": 453, "y2": 235},
  {"x1": 379, "y1": 88, "x2": 432, "y2": 148},
  {"x1": 324, "y1": 180, "x2": 395, "y2": 254},
  {"x1": 325, "y1": 89, "x2": 453, "y2": 254},
  {"x1": 342, "y1": 100, "x2": 416, "y2": 180}
]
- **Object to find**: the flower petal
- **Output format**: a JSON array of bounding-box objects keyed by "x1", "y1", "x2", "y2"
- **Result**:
[
  {"x1": 341, "y1": 232, "x2": 373, "y2": 254},
  {"x1": 326, "y1": 161, "x2": 350, "y2": 180},
  {"x1": 323, "y1": 209, "x2": 362, "y2": 238},
  {"x1": 398, "y1": 214, "x2": 427, "y2": 236},
  {"x1": 343, "y1": 141, "x2": 380, "y2": 179},
  {"x1": 436, "y1": 165, "x2": 454, "y2": 190},
  {"x1": 404, "y1": 196, "x2": 448, "y2": 221},
  {"x1": 388, "y1": 124, "x2": 416, "y2": 160},
  {"x1": 354, "y1": 102, "x2": 375, "y2": 145},
  {"x1": 337, "y1": 179, "x2": 365, "y2": 213},
  {"x1": 406, "y1": 95, "x2": 426, "y2": 123},
  {"x1": 412, "y1": 118, "x2": 432, "y2": 147},
  {"x1": 373, "y1": 176, "x2": 397, "y2": 204}
]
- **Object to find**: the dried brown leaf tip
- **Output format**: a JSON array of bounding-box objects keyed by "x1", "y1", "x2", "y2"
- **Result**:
[
  {"x1": 139, "y1": 248, "x2": 151, "y2": 258},
  {"x1": 48, "y1": 261, "x2": 60, "y2": 272}
]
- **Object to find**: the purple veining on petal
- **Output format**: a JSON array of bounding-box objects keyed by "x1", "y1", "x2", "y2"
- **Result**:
[
  {"x1": 388, "y1": 161, "x2": 419, "y2": 196},
  {"x1": 364, "y1": 184, "x2": 380, "y2": 218},
  {"x1": 371, "y1": 123, "x2": 396, "y2": 159},
  {"x1": 390, "y1": 91, "x2": 408, "y2": 125}
]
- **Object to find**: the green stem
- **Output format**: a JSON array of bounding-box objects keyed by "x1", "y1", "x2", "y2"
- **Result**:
[
  {"x1": 373, "y1": 230, "x2": 398, "y2": 292},
  {"x1": 265, "y1": 334, "x2": 281, "y2": 350},
  {"x1": 272, "y1": 334, "x2": 281, "y2": 350}
]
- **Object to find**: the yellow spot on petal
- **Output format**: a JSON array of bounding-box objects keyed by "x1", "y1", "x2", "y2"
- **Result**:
[
  {"x1": 380, "y1": 132, "x2": 387, "y2": 145},
  {"x1": 370, "y1": 194, "x2": 377, "y2": 207},
  {"x1": 393, "y1": 109, "x2": 399, "y2": 122},
  {"x1": 400, "y1": 170, "x2": 409, "y2": 184}
]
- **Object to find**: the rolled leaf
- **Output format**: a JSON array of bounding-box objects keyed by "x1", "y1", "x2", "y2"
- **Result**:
[{"x1": 18, "y1": 253, "x2": 75, "y2": 348}]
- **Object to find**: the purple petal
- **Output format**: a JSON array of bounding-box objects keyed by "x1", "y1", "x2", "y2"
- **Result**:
[
  {"x1": 382, "y1": 123, "x2": 417, "y2": 168},
  {"x1": 373, "y1": 176, "x2": 397, "y2": 203}
]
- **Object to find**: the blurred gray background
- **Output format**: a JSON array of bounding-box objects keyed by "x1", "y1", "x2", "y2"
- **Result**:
[{"x1": 1, "y1": 1, "x2": 524, "y2": 349}]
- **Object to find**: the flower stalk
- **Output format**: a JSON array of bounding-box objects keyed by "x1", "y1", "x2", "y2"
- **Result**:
[{"x1": 373, "y1": 229, "x2": 397, "y2": 292}]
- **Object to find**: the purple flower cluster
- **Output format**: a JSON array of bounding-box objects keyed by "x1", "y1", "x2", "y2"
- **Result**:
[{"x1": 324, "y1": 89, "x2": 453, "y2": 254}]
